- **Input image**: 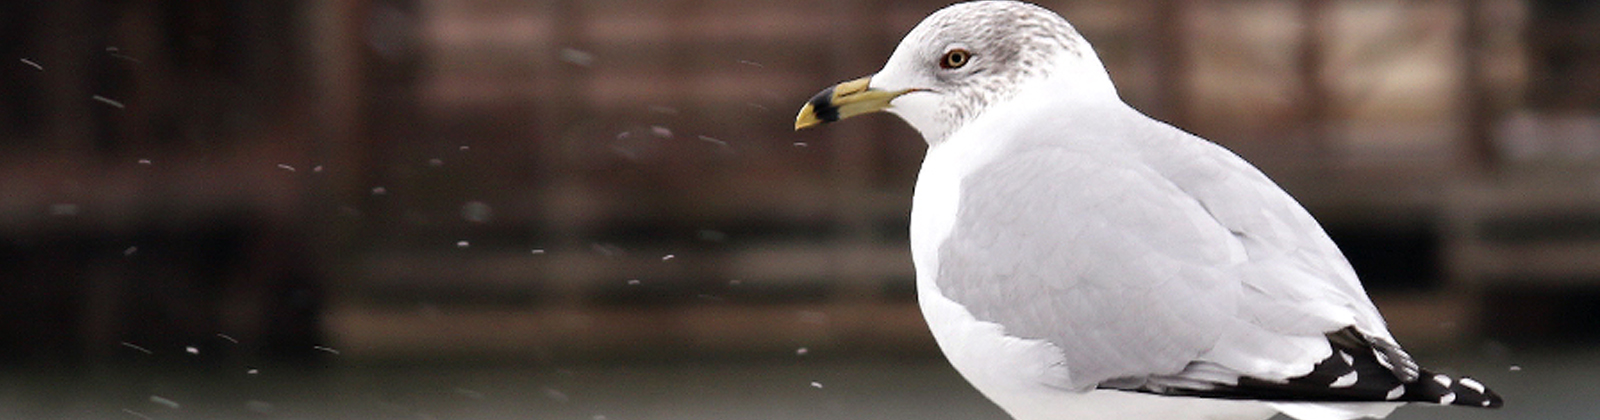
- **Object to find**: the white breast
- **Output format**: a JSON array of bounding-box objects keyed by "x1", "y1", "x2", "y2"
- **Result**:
[{"x1": 910, "y1": 120, "x2": 1073, "y2": 416}]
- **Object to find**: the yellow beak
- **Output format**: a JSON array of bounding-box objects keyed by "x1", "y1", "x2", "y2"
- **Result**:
[{"x1": 794, "y1": 76, "x2": 918, "y2": 130}]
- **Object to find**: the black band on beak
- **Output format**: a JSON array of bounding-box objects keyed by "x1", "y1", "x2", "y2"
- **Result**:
[{"x1": 805, "y1": 86, "x2": 841, "y2": 124}]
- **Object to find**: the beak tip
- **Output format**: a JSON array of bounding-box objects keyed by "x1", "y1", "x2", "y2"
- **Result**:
[{"x1": 794, "y1": 103, "x2": 822, "y2": 131}]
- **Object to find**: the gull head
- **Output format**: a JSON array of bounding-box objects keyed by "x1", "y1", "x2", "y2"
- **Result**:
[{"x1": 795, "y1": 1, "x2": 1115, "y2": 144}]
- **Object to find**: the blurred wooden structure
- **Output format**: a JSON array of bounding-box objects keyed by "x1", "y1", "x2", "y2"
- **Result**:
[
  {"x1": 0, "y1": 1, "x2": 325, "y2": 364},
  {"x1": 2, "y1": 0, "x2": 1597, "y2": 363}
]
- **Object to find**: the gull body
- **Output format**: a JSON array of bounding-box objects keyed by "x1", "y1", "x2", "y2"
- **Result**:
[
  {"x1": 911, "y1": 76, "x2": 1281, "y2": 420},
  {"x1": 907, "y1": 48, "x2": 1317, "y2": 420},
  {"x1": 795, "y1": 2, "x2": 1502, "y2": 420}
]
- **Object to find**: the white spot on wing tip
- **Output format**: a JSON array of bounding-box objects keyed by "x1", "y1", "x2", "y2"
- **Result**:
[
  {"x1": 1439, "y1": 392, "x2": 1456, "y2": 405},
  {"x1": 1338, "y1": 350, "x2": 1353, "y2": 365},
  {"x1": 1330, "y1": 371, "x2": 1357, "y2": 388},
  {"x1": 1432, "y1": 374, "x2": 1452, "y2": 388},
  {"x1": 1385, "y1": 385, "x2": 1405, "y2": 401},
  {"x1": 1459, "y1": 377, "x2": 1486, "y2": 393}
]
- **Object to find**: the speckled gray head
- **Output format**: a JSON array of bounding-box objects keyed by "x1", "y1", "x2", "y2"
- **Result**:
[{"x1": 795, "y1": 1, "x2": 1116, "y2": 144}]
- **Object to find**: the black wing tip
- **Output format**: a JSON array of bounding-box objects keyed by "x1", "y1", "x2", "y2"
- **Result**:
[
  {"x1": 1124, "y1": 369, "x2": 1505, "y2": 408},
  {"x1": 1115, "y1": 328, "x2": 1504, "y2": 408},
  {"x1": 1474, "y1": 384, "x2": 1506, "y2": 409},
  {"x1": 1429, "y1": 373, "x2": 1504, "y2": 409}
]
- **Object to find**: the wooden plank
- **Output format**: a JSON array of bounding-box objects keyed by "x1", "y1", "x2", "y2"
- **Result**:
[{"x1": 325, "y1": 302, "x2": 934, "y2": 359}]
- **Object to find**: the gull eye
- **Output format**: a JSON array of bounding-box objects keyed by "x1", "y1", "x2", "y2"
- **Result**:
[{"x1": 940, "y1": 49, "x2": 971, "y2": 69}]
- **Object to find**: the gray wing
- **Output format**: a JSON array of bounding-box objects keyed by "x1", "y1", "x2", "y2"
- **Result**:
[{"x1": 934, "y1": 128, "x2": 1409, "y2": 393}]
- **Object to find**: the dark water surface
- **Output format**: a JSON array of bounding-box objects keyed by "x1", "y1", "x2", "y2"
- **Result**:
[{"x1": 0, "y1": 346, "x2": 1589, "y2": 420}]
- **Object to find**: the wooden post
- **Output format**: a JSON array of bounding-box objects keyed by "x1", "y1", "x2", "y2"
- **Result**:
[
  {"x1": 1298, "y1": 0, "x2": 1334, "y2": 155},
  {"x1": 1153, "y1": 0, "x2": 1191, "y2": 129},
  {"x1": 1459, "y1": 0, "x2": 1495, "y2": 173}
]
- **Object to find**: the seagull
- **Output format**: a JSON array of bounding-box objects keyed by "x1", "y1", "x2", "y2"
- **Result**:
[{"x1": 793, "y1": 2, "x2": 1502, "y2": 420}]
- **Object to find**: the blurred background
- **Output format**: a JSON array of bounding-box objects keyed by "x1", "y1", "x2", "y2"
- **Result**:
[{"x1": 1, "y1": 0, "x2": 1597, "y2": 419}]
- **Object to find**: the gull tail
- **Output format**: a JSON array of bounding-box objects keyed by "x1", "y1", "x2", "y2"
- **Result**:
[{"x1": 1132, "y1": 327, "x2": 1503, "y2": 410}]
